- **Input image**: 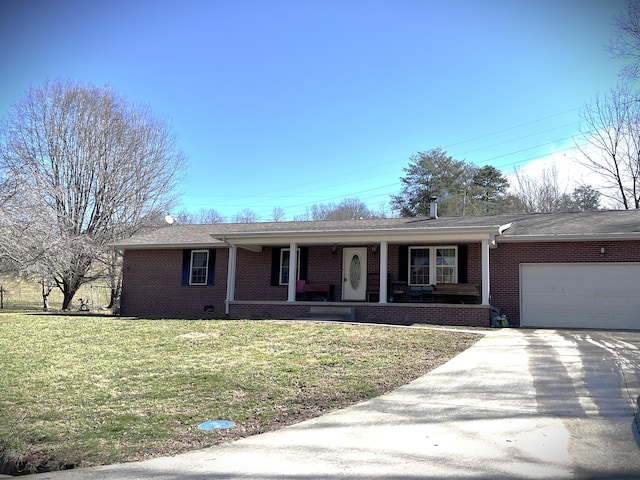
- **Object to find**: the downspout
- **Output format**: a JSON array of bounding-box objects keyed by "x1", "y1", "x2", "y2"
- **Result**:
[{"x1": 481, "y1": 223, "x2": 511, "y2": 306}]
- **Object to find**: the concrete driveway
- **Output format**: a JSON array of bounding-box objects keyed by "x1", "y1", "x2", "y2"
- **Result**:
[{"x1": 21, "y1": 328, "x2": 640, "y2": 479}]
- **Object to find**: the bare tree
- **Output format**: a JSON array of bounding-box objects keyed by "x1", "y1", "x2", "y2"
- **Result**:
[
  {"x1": 510, "y1": 164, "x2": 566, "y2": 213},
  {"x1": 608, "y1": 0, "x2": 640, "y2": 81},
  {"x1": 576, "y1": 84, "x2": 640, "y2": 209},
  {"x1": 0, "y1": 79, "x2": 186, "y2": 309},
  {"x1": 303, "y1": 198, "x2": 374, "y2": 221},
  {"x1": 271, "y1": 207, "x2": 286, "y2": 222},
  {"x1": 232, "y1": 208, "x2": 259, "y2": 223},
  {"x1": 293, "y1": 208, "x2": 312, "y2": 222},
  {"x1": 310, "y1": 203, "x2": 333, "y2": 220},
  {"x1": 371, "y1": 201, "x2": 393, "y2": 218},
  {"x1": 510, "y1": 163, "x2": 602, "y2": 213},
  {"x1": 326, "y1": 198, "x2": 372, "y2": 220},
  {"x1": 196, "y1": 208, "x2": 225, "y2": 224}
]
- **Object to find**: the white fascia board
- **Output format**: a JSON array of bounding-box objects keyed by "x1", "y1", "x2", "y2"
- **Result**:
[
  {"x1": 213, "y1": 225, "x2": 509, "y2": 246},
  {"x1": 497, "y1": 232, "x2": 640, "y2": 243},
  {"x1": 110, "y1": 241, "x2": 225, "y2": 250}
]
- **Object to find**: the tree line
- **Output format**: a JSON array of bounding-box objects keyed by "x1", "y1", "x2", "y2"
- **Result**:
[
  {"x1": 2, "y1": 1, "x2": 640, "y2": 310},
  {"x1": 177, "y1": 147, "x2": 602, "y2": 224}
]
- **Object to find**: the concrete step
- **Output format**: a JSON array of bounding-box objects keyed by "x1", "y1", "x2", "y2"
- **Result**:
[{"x1": 298, "y1": 306, "x2": 356, "y2": 321}]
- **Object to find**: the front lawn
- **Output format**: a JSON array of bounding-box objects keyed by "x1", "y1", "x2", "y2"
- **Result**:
[{"x1": 0, "y1": 314, "x2": 478, "y2": 475}]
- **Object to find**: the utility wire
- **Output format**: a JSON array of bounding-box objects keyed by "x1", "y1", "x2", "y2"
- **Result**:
[{"x1": 182, "y1": 106, "x2": 591, "y2": 219}]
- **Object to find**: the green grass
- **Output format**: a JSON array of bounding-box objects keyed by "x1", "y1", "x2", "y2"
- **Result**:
[{"x1": 0, "y1": 314, "x2": 479, "y2": 475}]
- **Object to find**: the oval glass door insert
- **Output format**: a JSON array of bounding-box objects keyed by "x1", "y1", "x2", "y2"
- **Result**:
[{"x1": 349, "y1": 255, "x2": 361, "y2": 289}]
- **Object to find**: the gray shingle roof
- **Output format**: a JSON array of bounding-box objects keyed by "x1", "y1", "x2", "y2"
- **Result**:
[
  {"x1": 110, "y1": 210, "x2": 640, "y2": 249},
  {"x1": 498, "y1": 210, "x2": 640, "y2": 238}
]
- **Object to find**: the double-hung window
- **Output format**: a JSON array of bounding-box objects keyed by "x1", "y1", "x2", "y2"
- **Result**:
[
  {"x1": 190, "y1": 250, "x2": 209, "y2": 285},
  {"x1": 409, "y1": 246, "x2": 457, "y2": 285},
  {"x1": 435, "y1": 247, "x2": 457, "y2": 283},
  {"x1": 279, "y1": 248, "x2": 300, "y2": 285},
  {"x1": 409, "y1": 247, "x2": 430, "y2": 285}
]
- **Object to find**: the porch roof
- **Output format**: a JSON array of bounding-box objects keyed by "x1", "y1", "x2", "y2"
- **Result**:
[
  {"x1": 110, "y1": 210, "x2": 640, "y2": 250},
  {"x1": 111, "y1": 216, "x2": 510, "y2": 250}
]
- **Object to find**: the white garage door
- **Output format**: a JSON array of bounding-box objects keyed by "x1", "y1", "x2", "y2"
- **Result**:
[{"x1": 520, "y1": 263, "x2": 640, "y2": 330}]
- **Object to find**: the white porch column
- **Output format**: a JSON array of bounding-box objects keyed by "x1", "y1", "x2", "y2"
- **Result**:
[
  {"x1": 481, "y1": 239, "x2": 490, "y2": 305},
  {"x1": 225, "y1": 245, "x2": 237, "y2": 315},
  {"x1": 379, "y1": 241, "x2": 388, "y2": 303},
  {"x1": 287, "y1": 242, "x2": 298, "y2": 302}
]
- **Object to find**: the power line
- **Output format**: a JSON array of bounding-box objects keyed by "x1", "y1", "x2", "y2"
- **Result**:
[
  {"x1": 180, "y1": 106, "x2": 591, "y2": 219},
  {"x1": 442, "y1": 106, "x2": 582, "y2": 149}
]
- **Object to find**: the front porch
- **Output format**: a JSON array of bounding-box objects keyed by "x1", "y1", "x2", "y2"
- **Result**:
[
  {"x1": 224, "y1": 239, "x2": 493, "y2": 312},
  {"x1": 219, "y1": 223, "x2": 502, "y2": 327},
  {"x1": 227, "y1": 300, "x2": 492, "y2": 327}
]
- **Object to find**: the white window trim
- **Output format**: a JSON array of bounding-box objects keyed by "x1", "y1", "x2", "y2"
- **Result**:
[
  {"x1": 279, "y1": 248, "x2": 301, "y2": 285},
  {"x1": 190, "y1": 250, "x2": 209, "y2": 286},
  {"x1": 408, "y1": 246, "x2": 458, "y2": 285},
  {"x1": 409, "y1": 246, "x2": 431, "y2": 286},
  {"x1": 435, "y1": 246, "x2": 458, "y2": 284}
]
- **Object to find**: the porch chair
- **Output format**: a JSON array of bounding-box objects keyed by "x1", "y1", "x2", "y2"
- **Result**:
[
  {"x1": 366, "y1": 273, "x2": 380, "y2": 302},
  {"x1": 408, "y1": 285, "x2": 434, "y2": 303},
  {"x1": 296, "y1": 280, "x2": 306, "y2": 300},
  {"x1": 391, "y1": 281, "x2": 407, "y2": 303}
]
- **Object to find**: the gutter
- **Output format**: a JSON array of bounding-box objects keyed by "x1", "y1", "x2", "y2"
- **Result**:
[
  {"x1": 497, "y1": 232, "x2": 640, "y2": 243},
  {"x1": 213, "y1": 224, "x2": 510, "y2": 246},
  {"x1": 109, "y1": 241, "x2": 226, "y2": 250}
]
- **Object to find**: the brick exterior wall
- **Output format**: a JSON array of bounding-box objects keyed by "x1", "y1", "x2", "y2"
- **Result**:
[
  {"x1": 351, "y1": 303, "x2": 490, "y2": 326},
  {"x1": 227, "y1": 302, "x2": 491, "y2": 327},
  {"x1": 119, "y1": 238, "x2": 640, "y2": 326},
  {"x1": 120, "y1": 249, "x2": 228, "y2": 318},
  {"x1": 489, "y1": 240, "x2": 640, "y2": 326},
  {"x1": 234, "y1": 249, "x2": 278, "y2": 301}
]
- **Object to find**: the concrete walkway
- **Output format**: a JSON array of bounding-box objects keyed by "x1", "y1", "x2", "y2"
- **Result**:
[{"x1": 22, "y1": 329, "x2": 640, "y2": 479}]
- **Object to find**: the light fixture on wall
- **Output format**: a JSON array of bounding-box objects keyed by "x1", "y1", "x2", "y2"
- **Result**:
[
  {"x1": 600, "y1": 246, "x2": 606, "y2": 255},
  {"x1": 371, "y1": 245, "x2": 378, "y2": 255},
  {"x1": 331, "y1": 246, "x2": 338, "y2": 255}
]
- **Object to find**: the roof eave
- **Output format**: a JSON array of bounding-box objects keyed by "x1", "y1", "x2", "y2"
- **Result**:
[
  {"x1": 214, "y1": 224, "x2": 510, "y2": 246},
  {"x1": 110, "y1": 241, "x2": 225, "y2": 251},
  {"x1": 497, "y1": 232, "x2": 640, "y2": 243}
]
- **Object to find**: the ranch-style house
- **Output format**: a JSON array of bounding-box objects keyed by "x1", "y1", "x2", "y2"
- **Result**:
[{"x1": 111, "y1": 208, "x2": 640, "y2": 330}]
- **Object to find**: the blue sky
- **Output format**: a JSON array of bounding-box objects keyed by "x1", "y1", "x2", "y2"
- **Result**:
[{"x1": 0, "y1": 0, "x2": 628, "y2": 220}]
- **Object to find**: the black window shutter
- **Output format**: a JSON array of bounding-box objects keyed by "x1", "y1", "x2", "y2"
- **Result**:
[
  {"x1": 458, "y1": 245, "x2": 468, "y2": 283},
  {"x1": 300, "y1": 247, "x2": 309, "y2": 281},
  {"x1": 206, "y1": 249, "x2": 216, "y2": 286},
  {"x1": 181, "y1": 250, "x2": 191, "y2": 285},
  {"x1": 271, "y1": 247, "x2": 282, "y2": 286},
  {"x1": 398, "y1": 246, "x2": 408, "y2": 282}
]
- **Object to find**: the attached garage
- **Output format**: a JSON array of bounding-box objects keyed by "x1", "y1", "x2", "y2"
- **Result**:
[{"x1": 520, "y1": 263, "x2": 640, "y2": 330}]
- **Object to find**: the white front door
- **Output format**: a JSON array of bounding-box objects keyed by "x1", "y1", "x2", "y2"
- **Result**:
[{"x1": 342, "y1": 247, "x2": 367, "y2": 301}]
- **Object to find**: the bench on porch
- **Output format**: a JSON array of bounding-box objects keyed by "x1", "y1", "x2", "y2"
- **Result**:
[
  {"x1": 297, "y1": 281, "x2": 333, "y2": 301},
  {"x1": 407, "y1": 285, "x2": 435, "y2": 302},
  {"x1": 433, "y1": 283, "x2": 480, "y2": 304},
  {"x1": 390, "y1": 282, "x2": 435, "y2": 303},
  {"x1": 390, "y1": 282, "x2": 480, "y2": 304}
]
